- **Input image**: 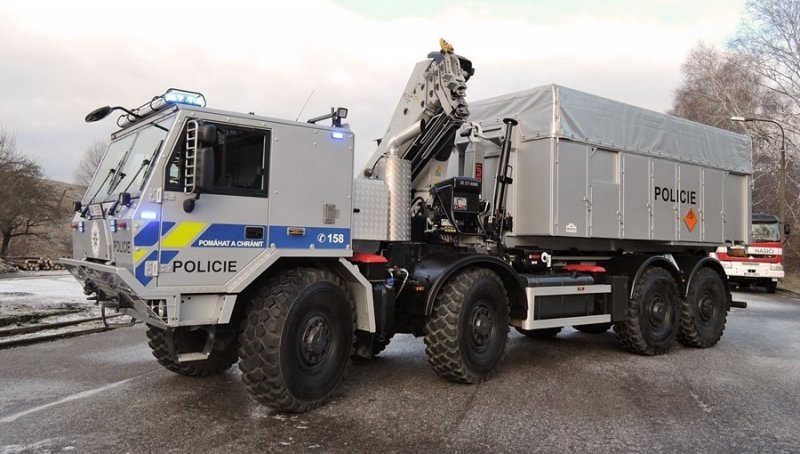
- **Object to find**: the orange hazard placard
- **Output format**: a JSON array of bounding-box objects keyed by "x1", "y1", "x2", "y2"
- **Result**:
[{"x1": 684, "y1": 208, "x2": 698, "y2": 232}]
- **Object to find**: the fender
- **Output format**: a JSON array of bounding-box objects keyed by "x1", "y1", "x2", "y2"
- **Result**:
[
  {"x1": 605, "y1": 254, "x2": 684, "y2": 297},
  {"x1": 672, "y1": 255, "x2": 731, "y2": 305},
  {"x1": 400, "y1": 253, "x2": 527, "y2": 320}
]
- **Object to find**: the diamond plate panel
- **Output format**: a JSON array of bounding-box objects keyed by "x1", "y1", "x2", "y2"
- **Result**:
[{"x1": 352, "y1": 178, "x2": 389, "y2": 241}]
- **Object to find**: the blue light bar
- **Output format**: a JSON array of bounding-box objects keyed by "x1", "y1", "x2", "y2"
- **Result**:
[
  {"x1": 163, "y1": 89, "x2": 206, "y2": 107},
  {"x1": 331, "y1": 131, "x2": 345, "y2": 140}
]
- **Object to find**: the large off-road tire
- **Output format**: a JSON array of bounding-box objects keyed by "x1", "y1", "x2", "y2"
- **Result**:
[
  {"x1": 146, "y1": 325, "x2": 239, "y2": 377},
  {"x1": 765, "y1": 280, "x2": 778, "y2": 294},
  {"x1": 238, "y1": 268, "x2": 355, "y2": 413},
  {"x1": 515, "y1": 327, "x2": 562, "y2": 338},
  {"x1": 424, "y1": 268, "x2": 509, "y2": 383},
  {"x1": 574, "y1": 323, "x2": 613, "y2": 334},
  {"x1": 678, "y1": 267, "x2": 728, "y2": 348},
  {"x1": 614, "y1": 267, "x2": 679, "y2": 356}
]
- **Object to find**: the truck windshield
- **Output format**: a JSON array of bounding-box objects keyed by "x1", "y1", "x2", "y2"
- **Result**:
[
  {"x1": 82, "y1": 116, "x2": 175, "y2": 205},
  {"x1": 751, "y1": 222, "x2": 780, "y2": 243}
]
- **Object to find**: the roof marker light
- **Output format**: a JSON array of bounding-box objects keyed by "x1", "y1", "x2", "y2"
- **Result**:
[
  {"x1": 331, "y1": 131, "x2": 345, "y2": 140},
  {"x1": 140, "y1": 211, "x2": 158, "y2": 220},
  {"x1": 162, "y1": 89, "x2": 206, "y2": 107}
]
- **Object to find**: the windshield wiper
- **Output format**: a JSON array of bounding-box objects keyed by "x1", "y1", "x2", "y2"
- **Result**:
[
  {"x1": 139, "y1": 140, "x2": 164, "y2": 191},
  {"x1": 82, "y1": 168, "x2": 116, "y2": 216},
  {"x1": 109, "y1": 141, "x2": 164, "y2": 216}
]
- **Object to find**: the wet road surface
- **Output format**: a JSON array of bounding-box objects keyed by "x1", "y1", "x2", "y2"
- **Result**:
[{"x1": 1, "y1": 289, "x2": 799, "y2": 453}]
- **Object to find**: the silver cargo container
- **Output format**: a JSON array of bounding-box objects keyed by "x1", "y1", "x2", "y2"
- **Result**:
[{"x1": 459, "y1": 84, "x2": 752, "y2": 251}]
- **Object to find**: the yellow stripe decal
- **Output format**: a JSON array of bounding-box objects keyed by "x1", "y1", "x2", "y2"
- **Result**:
[
  {"x1": 161, "y1": 222, "x2": 208, "y2": 248},
  {"x1": 133, "y1": 248, "x2": 148, "y2": 264}
]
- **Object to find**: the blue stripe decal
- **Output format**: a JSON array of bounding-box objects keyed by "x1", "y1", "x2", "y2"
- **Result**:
[
  {"x1": 160, "y1": 250, "x2": 179, "y2": 264},
  {"x1": 134, "y1": 222, "x2": 159, "y2": 247},
  {"x1": 161, "y1": 221, "x2": 176, "y2": 237},
  {"x1": 135, "y1": 251, "x2": 159, "y2": 286},
  {"x1": 191, "y1": 224, "x2": 267, "y2": 248},
  {"x1": 268, "y1": 226, "x2": 350, "y2": 249}
]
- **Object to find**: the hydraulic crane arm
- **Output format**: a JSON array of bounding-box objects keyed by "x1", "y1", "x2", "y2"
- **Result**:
[{"x1": 364, "y1": 39, "x2": 474, "y2": 190}]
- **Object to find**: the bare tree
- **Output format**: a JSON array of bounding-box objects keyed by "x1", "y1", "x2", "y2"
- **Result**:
[
  {"x1": 670, "y1": 44, "x2": 786, "y2": 210},
  {"x1": 0, "y1": 127, "x2": 60, "y2": 257},
  {"x1": 670, "y1": 44, "x2": 774, "y2": 128},
  {"x1": 731, "y1": 0, "x2": 800, "y2": 128},
  {"x1": 728, "y1": 0, "x2": 800, "y2": 265},
  {"x1": 74, "y1": 140, "x2": 108, "y2": 188}
]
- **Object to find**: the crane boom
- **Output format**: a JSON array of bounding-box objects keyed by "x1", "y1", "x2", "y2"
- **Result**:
[{"x1": 364, "y1": 39, "x2": 474, "y2": 193}]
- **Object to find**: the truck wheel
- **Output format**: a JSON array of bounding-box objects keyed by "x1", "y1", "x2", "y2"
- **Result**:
[
  {"x1": 146, "y1": 325, "x2": 238, "y2": 377},
  {"x1": 424, "y1": 268, "x2": 509, "y2": 383},
  {"x1": 515, "y1": 327, "x2": 562, "y2": 338},
  {"x1": 765, "y1": 280, "x2": 778, "y2": 294},
  {"x1": 238, "y1": 268, "x2": 355, "y2": 412},
  {"x1": 678, "y1": 268, "x2": 727, "y2": 348},
  {"x1": 574, "y1": 323, "x2": 613, "y2": 334},
  {"x1": 614, "y1": 267, "x2": 678, "y2": 355}
]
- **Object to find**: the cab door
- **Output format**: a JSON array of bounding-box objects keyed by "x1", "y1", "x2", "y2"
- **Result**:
[{"x1": 157, "y1": 118, "x2": 271, "y2": 288}]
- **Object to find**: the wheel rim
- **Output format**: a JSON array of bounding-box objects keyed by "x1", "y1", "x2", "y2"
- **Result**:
[
  {"x1": 697, "y1": 291, "x2": 716, "y2": 323},
  {"x1": 646, "y1": 293, "x2": 673, "y2": 338},
  {"x1": 297, "y1": 312, "x2": 333, "y2": 370},
  {"x1": 469, "y1": 302, "x2": 494, "y2": 349}
]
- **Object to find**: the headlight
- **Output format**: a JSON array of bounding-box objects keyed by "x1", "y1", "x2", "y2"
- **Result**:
[
  {"x1": 721, "y1": 261, "x2": 732, "y2": 269},
  {"x1": 770, "y1": 264, "x2": 784, "y2": 271}
]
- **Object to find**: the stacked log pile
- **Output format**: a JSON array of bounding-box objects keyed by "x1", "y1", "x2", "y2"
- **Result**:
[{"x1": 6, "y1": 257, "x2": 64, "y2": 271}]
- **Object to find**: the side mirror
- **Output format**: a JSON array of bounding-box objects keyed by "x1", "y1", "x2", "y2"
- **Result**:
[
  {"x1": 195, "y1": 146, "x2": 215, "y2": 191},
  {"x1": 784, "y1": 223, "x2": 791, "y2": 236},
  {"x1": 85, "y1": 106, "x2": 113, "y2": 123},
  {"x1": 198, "y1": 124, "x2": 216, "y2": 144}
]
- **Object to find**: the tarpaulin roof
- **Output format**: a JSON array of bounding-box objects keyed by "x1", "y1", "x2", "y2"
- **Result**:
[{"x1": 469, "y1": 84, "x2": 752, "y2": 174}]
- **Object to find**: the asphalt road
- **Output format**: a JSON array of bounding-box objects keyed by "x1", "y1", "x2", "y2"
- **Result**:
[{"x1": 1, "y1": 289, "x2": 799, "y2": 453}]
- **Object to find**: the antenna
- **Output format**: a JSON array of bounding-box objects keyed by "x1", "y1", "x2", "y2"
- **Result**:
[{"x1": 295, "y1": 89, "x2": 316, "y2": 121}]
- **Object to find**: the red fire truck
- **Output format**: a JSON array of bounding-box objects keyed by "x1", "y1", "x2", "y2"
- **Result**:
[{"x1": 713, "y1": 213, "x2": 785, "y2": 293}]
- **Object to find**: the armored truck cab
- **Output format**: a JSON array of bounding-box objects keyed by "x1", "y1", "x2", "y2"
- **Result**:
[{"x1": 63, "y1": 89, "x2": 365, "y2": 331}]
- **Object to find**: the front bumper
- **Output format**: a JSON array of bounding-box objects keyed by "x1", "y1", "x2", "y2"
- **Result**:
[
  {"x1": 59, "y1": 258, "x2": 181, "y2": 328},
  {"x1": 720, "y1": 261, "x2": 784, "y2": 280}
]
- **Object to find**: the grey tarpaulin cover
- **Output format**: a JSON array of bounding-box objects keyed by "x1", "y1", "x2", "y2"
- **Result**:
[{"x1": 468, "y1": 84, "x2": 752, "y2": 174}]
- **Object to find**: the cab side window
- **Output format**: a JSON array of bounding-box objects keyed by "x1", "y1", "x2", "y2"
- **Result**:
[{"x1": 166, "y1": 123, "x2": 270, "y2": 197}]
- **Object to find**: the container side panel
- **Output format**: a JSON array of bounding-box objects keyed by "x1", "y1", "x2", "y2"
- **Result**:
[
  {"x1": 702, "y1": 169, "x2": 724, "y2": 243},
  {"x1": 723, "y1": 173, "x2": 748, "y2": 243},
  {"x1": 677, "y1": 164, "x2": 701, "y2": 242},
  {"x1": 652, "y1": 159, "x2": 678, "y2": 240},
  {"x1": 589, "y1": 182, "x2": 620, "y2": 238},
  {"x1": 554, "y1": 140, "x2": 588, "y2": 237},
  {"x1": 513, "y1": 139, "x2": 554, "y2": 235},
  {"x1": 621, "y1": 154, "x2": 650, "y2": 240},
  {"x1": 588, "y1": 148, "x2": 620, "y2": 238}
]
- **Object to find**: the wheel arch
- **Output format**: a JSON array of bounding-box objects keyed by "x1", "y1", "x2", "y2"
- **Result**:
[
  {"x1": 232, "y1": 257, "x2": 375, "y2": 332},
  {"x1": 416, "y1": 254, "x2": 527, "y2": 320},
  {"x1": 673, "y1": 255, "x2": 731, "y2": 307},
  {"x1": 606, "y1": 254, "x2": 684, "y2": 297}
]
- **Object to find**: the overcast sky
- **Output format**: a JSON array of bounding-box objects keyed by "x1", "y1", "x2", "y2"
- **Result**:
[{"x1": 0, "y1": 0, "x2": 747, "y2": 183}]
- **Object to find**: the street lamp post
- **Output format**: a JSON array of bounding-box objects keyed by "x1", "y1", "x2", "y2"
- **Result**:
[{"x1": 730, "y1": 116, "x2": 787, "y2": 237}]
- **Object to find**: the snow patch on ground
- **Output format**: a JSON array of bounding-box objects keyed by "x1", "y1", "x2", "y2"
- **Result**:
[{"x1": 0, "y1": 272, "x2": 95, "y2": 323}]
